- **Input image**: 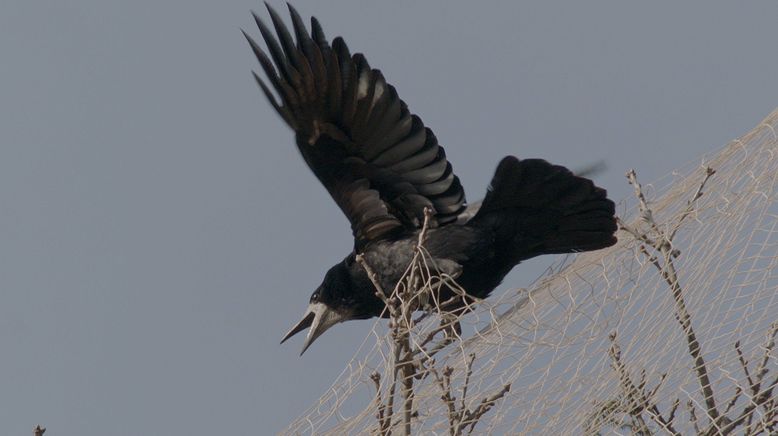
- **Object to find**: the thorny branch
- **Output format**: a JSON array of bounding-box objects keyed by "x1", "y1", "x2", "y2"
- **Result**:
[
  {"x1": 360, "y1": 208, "x2": 508, "y2": 435},
  {"x1": 612, "y1": 167, "x2": 777, "y2": 435}
]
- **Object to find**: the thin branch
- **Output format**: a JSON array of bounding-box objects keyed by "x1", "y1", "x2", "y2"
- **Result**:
[
  {"x1": 359, "y1": 208, "x2": 441, "y2": 436},
  {"x1": 627, "y1": 168, "x2": 721, "y2": 424},
  {"x1": 617, "y1": 216, "x2": 657, "y2": 247},
  {"x1": 371, "y1": 372, "x2": 388, "y2": 435},
  {"x1": 626, "y1": 169, "x2": 663, "y2": 237},
  {"x1": 722, "y1": 373, "x2": 777, "y2": 434},
  {"x1": 723, "y1": 386, "x2": 742, "y2": 415},
  {"x1": 668, "y1": 166, "x2": 715, "y2": 240},
  {"x1": 417, "y1": 316, "x2": 460, "y2": 350},
  {"x1": 752, "y1": 323, "x2": 778, "y2": 399},
  {"x1": 719, "y1": 324, "x2": 778, "y2": 434},
  {"x1": 607, "y1": 332, "x2": 680, "y2": 435},
  {"x1": 736, "y1": 340, "x2": 756, "y2": 391},
  {"x1": 608, "y1": 333, "x2": 645, "y2": 415},
  {"x1": 362, "y1": 204, "x2": 507, "y2": 435},
  {"x1": 355, "y1": 254, "x2": 390, "y2": 306},
  {"x1": 688, "y1": 400, "x2": 701, "y2": 434},
  {"x1": 432, "y1": 366, "x2": 458, "y2": 436},
  {"x1": 462, "y1": 383, "x2": 512, "y2": 435},
  {"x1": 431, "y1": 355, "x2": 510, "y2": 436},
  {"x1": 657, "y1": 249, "x2": 719, "y2": 423},
  {"x1": 417, "y1": 207, "x2": 433, "y2": 249},
  {"x1": 383, "y1": 332, "x2": 400, "y2": 434},
  {"x1": 459, "y1": 353, "x2": 476, "y2": 414},
  {"x1": 666, "y1": 398, "x2": 681, "y2": 427},
  {"x1": 647, "y1": 373, "x2": 668, "y2": 401}
]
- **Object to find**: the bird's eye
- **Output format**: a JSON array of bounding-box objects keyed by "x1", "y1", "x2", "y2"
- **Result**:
[{"x1": 311, "y1": 292, "x2": 320, "y2": 302}]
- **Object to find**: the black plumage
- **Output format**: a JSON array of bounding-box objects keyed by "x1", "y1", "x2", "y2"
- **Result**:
[{"x1": 245, "y1": 4, "x2": 618, "y2": 354}]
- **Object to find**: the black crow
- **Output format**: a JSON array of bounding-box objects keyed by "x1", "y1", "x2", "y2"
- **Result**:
[{"x1": 244, "y1": 4, "x2": 618, "y2": 354}]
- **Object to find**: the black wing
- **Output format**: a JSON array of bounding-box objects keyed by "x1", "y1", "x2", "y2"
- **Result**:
[{"x1": 244, "y1": 4, "x2": 466, "y2": 250}]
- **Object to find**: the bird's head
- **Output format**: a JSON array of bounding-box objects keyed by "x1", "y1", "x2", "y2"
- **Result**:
[{"x1": 280, "y1": 258, "x2": 378, "y2": 355}]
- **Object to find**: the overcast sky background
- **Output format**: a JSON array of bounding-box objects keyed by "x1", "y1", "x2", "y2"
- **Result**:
[{"x1": 2, "y1": 1, "x2": 777, "y2": 434}]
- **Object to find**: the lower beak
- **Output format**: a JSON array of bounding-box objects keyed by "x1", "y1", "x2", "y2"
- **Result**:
[{"x1": 280, "y1": 302, "x2": 347, "y2": 355}]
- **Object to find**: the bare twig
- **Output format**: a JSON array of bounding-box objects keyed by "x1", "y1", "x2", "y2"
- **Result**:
[
  {"x1": 462, "y1": 384, "x2": 512, "y2": 435},
  {"x1": 608, "y1": 333, "x2": 644, "y2": 414},
  {"x1": 356, "y1": 254, "x2": 391, "y2": 309},
  {"x1": 383, "y1": 332, "x2": 400, "y2": 434},
  {"x1": 431, "y1": 355, "x2": 510, "y2": 436},
  {"x1": 617, "y1": 216, "x2": 657, "y2": 247},
  {"x1": 401, "y1": 366, "x2": 414, "y2": 435},
  {"x1": 417, "y1": 207, "x2": 433, "y2": 249},
  {"x1": 459, "y1": 353, "x2": 476, "y2": 414},
  {"x1": 626, "y1": 169, "x2": 721, "y2": 425},
  {"x1": 752, "y1": 323, "x2": 778, "y2": 400},
  {"x1": 371, "y1": 372, "x2": 389, "y2": 435},
  {"x1": 649, "y1": 244, "x2": 719, "y2": 424},
  {"x1": 607, "y1": 332, "x2": 680, "y2": 435},
  {"x1": 623, "y1": 168, "x2": 778, "y2": 434},
  {"x1": 394, "y1": 209, "x2": 438, "y2": 435},
  {"x1": 417, "y1": 316, "x2": 460, "y2": 350},
  {"x1": 668, "y1": 166, "x2": 715, "y2": 240},
  {"x1": 725, "y1": 373, "x2": 777, "y2": 434},
  {"x1": 431, "y1": 365, "x2": 458, "y2": 436},
  {"x1": 359, "y1": 252, "x2": 402, "y2": 435},
  {"x1": 358, "y1": 208, "x2": 445, "y2": 436},
  {"x1": 666, "y1": 398, "x2": 681, "y2": 427},
  {"x1": 688, "y1": 400, "x2": 701, "y2": 434},
  {"x1": 360, "y1": 205, "x2": 511, "y2": 435},
  {"x1": 719, "y1": 323, "x2": 778, "y2": 434},
  {"x1": 626, "y1": 169, "x2": 663, "y2": 237},
  {"x1": 723, "y1": 386, "x2": 742, "y2": 415},
  {"x1": 736, "y1": 340, "x2": 756, "y2": 391}
]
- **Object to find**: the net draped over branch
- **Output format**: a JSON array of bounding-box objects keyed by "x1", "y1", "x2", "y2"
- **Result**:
[{"x1": 283, "y1": 108, "x2": 778, "y2": 435}]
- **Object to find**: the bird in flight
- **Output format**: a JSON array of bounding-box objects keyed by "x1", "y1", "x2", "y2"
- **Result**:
[{"x1": 244, "y1": 4, "x2": 618, "y2": 355}]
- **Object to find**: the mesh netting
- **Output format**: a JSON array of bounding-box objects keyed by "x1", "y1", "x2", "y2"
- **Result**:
[{"x1": 283, "y1": 108, "x2": 778, "y2": 435}]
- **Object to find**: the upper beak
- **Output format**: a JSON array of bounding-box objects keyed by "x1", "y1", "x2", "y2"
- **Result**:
[{"x1": 280, "y1": 302, "x2": 347, "y2": 355}]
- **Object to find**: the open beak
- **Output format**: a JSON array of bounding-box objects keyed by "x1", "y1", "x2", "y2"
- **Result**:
[{"x1": 280, "y1": 302, "x2": 348, "y2": 355}]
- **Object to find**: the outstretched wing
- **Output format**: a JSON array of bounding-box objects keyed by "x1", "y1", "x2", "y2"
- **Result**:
[{"x1": 244, "y1": 4, "x2": 466, "y2": 249}]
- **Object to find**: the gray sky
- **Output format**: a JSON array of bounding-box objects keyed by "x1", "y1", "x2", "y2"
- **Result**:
[{"x1": 2, "y1": 1, "x2": 777, "y2": 434}]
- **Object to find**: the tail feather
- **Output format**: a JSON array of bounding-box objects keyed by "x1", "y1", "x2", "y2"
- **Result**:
[{"x1": 469, "y1": 156, "x2": 617, "y2": 260}]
